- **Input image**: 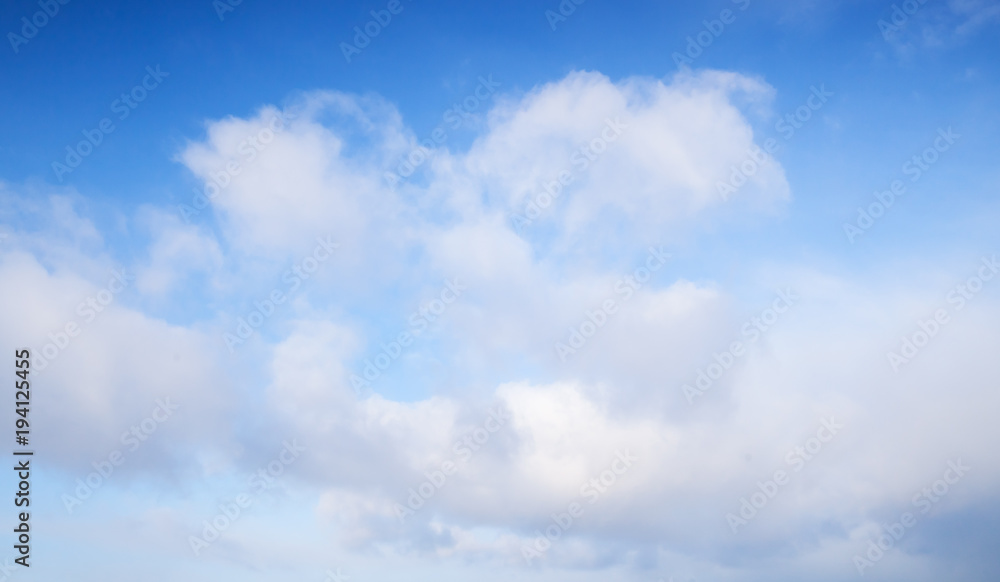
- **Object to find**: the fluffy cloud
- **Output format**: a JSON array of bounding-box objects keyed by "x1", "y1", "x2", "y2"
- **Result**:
[{"x1": 2, "y1": 69, "x2": 996, "y2": 581}]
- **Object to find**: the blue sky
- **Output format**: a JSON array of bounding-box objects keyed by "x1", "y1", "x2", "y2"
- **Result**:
[{"x1": 1, "y1": 0, "x2": 1000, "y2": 581}]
